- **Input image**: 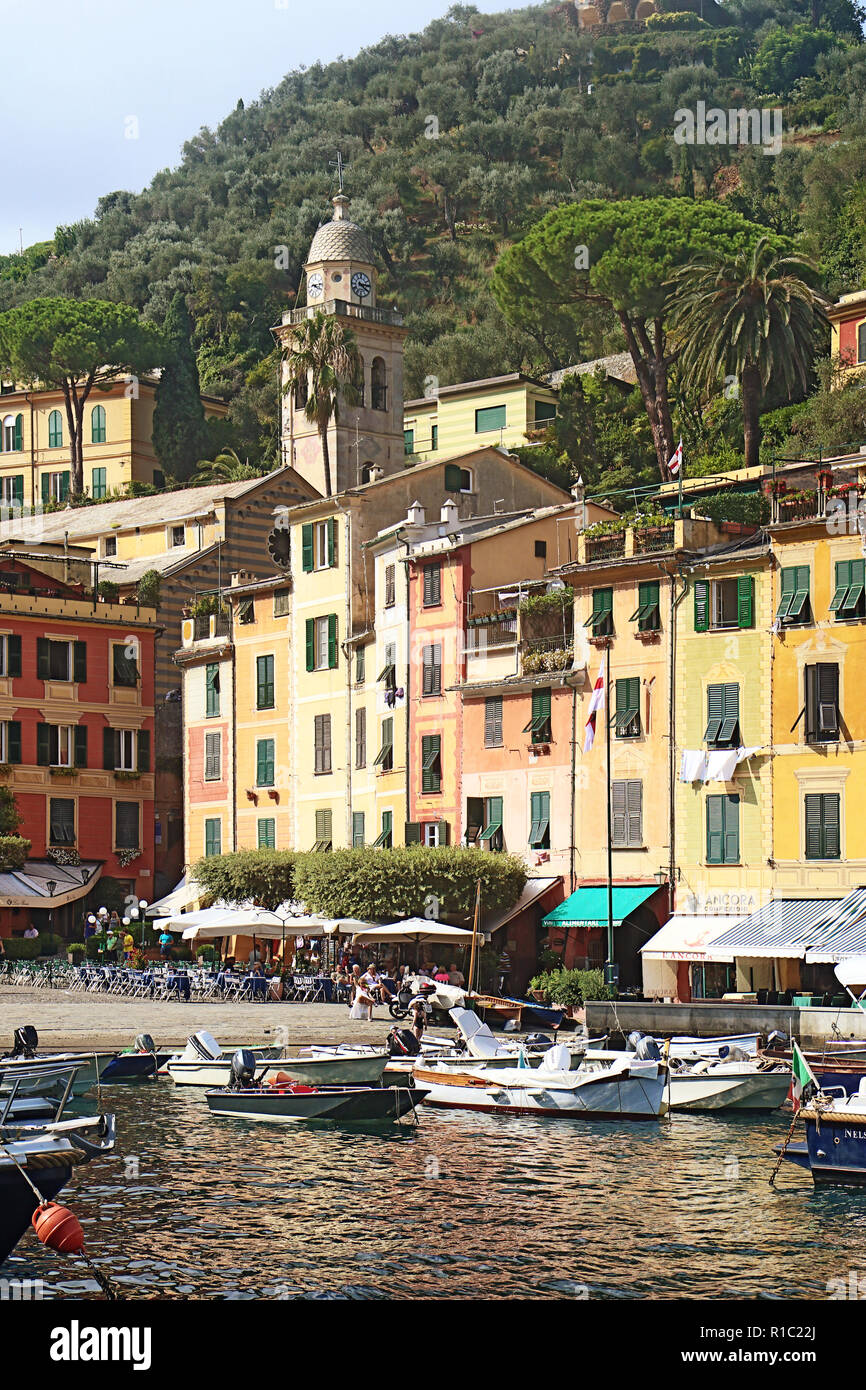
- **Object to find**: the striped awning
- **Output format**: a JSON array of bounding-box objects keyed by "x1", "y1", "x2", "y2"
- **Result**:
[
  {"x1": 804, "y1": 887, "x2": 866, "y2": 963},
  {"x1": 702, "y1": 898, "x2": 842, "y2": 960}
]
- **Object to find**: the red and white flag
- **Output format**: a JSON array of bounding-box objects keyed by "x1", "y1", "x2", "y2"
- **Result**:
[
  {"x1": 668, "y1": 438, "x2": 683, "y2": 476},
  {"x1": 583, "y1": 665, "x2": 605, "y2": 753}
]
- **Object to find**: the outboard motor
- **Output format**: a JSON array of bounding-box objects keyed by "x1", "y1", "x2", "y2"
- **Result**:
[
  {"x1": 719, "y1": 1044, "x2": 749, "y2": 1063},
  {"x1": 135, "y1": 1033, "x2": 156, "y2": 1055},
  {"x1": 766, "y1": 1030, "x2": 788, "y2": 1053},
  {"x1": 387, "y1": 1026, "x2": 421, "y2": 1058},
  {"x1": 632, "y1": 1035, "x2": 662, "y2": 1062},
  {"x1": 11, "y1": 1025, "x2": 38, "y2": 1058},
  {"x1": 229, "y1": 1049, "x2": 258, "y2": 1090},
  {"x1": 626, "y1": 1030, "x2": 645, "y2": 1054}
]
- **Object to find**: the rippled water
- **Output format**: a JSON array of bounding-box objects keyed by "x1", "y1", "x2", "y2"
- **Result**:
[{"x1": 4, "y1": 1085, "x2": 865, "y2": 1300}]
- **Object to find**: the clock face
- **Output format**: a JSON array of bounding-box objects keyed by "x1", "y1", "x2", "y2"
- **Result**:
[
  {"x1": 307, "y1": 272, "x2": 324, "y2": 301},
  {"x1": 351, "y1": 271, "x2": 371, "y2": 300}
]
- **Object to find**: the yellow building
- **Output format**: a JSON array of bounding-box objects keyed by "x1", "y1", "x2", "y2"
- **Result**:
[
  {"x1": 0, "y1": 377, "x2": 226, "y2": 509},
  {"x1": 176, "y1": 612, "x2": 235, "y2": 864},
  {"x1": 403, "y1": 374, "x2": 558, "y2": 463}
]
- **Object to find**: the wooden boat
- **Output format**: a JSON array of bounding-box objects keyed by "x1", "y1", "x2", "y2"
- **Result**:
[
  {"x1": 205, "y1": 1081, "x2": 427, "y2": 1123},
  {"x1": 470, "y1": 996, "x2": 523, "y2": 1027},
  {"x1": 502, "y1": 996, "x2": 565, "y2": 1030}
]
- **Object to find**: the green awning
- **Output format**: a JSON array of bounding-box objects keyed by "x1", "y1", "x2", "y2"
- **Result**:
[{"x1": 542, "y1": 884, "x2": 659, "y2": 929}]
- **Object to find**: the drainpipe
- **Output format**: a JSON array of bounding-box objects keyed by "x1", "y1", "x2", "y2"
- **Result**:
[
  {"x1": 668, "y1": 562, "x2": 690, "y2": 914},
  {"x1": 231, "y1": 635, "x2": 238, "y2": 852},
  {"x1": 335, "y1": 500, "x2": 353, "y2": 847},
  {"x1": 26, "y1": 392, "x2": 36, "y2": 510},
  {"x1": 563, "y1": 670, "x2": 580, "y2": 894},
  {"x1": 395, "y1": 527, "x2": 412, "y2": 833}
]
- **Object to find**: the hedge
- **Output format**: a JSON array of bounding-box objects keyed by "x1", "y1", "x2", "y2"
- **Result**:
[
  {"x1": 295, "y1": 847, "x2": 527, "y2": 922},
  {"x1": 2, "y1": 932, "x2": 63, "y2": 960},
  {"x1": 192, "y1": 850, "x2": 301, "y2": 913}
]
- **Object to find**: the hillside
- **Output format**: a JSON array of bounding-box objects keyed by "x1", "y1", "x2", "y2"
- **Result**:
[{"x1": 1, "y1": 0, "x2": 865, "y2": 470}]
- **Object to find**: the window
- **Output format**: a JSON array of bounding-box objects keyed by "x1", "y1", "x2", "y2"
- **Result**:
[
  {"x1": 859, "y1": 323, "x2": 866, "y2": 364},
  {"x1": 585, "y1": 587, "x2": 613, "y2": 637},
  {"x1": 422, "y1": 563, "x2": 441, "y2": 607},
  {"x1": 475, "y1": 404, "x2": 506, "y2": 433},
  {"x1": 314, "y1": 713, "x2": 332, "y2": 774},
  {"x1": 385, "y1": 564, "x2": 395, "y2": 607},
  {"x1": 479, "y1": 796, "x2": 503, "y2": 851},
  {"x1": 355, "y1": 645, "x2": 366, "y2": 684},
  {"x1": 421, "y1": 821, "x2": 449, "y2": 847},
  {"x1": 534, "y1": 400, "x2": 557, "y2": 424},
  {"x1": 293, "y1": 375, "x2": 308, "y2": 410},
  {"x1": 48, "y1": 409, "x2": 63, "y2": 448},
  {"x1": 422, "y1": 643, "x2": 442, "y2": 696},
  {"x1": 706, "y1": 793, "x2": 739, "y2": 864},
  {"x1": 529, "y1": 790, "x2": 550, "y2": 849},
  {"x1": 805, "y1": 793, "x2": 841, "y2": 860},
  {"x1": 0, "y1": 635, "x2": 21, "y2": 678},
  {"x1": 103, "y1": 728, "x2": 148, "y2": 773},
  {"x1": 300, "y1": 518, "x2": 337, "y2": 571},
  {"x1": 171, "y1": 525, "x2": 185, "y2": 548},
  {"x1": 374, "y1": 716, "x2": 394, "y2": 771},
  {"x1": 421, "y1": 734, "x2": 441, "y2": 793},
  {"x1": 204, "y1": 732, "x2": 221, "y2": 781},
  {"x1": 115, "y1": 801, "x2": 140, "y2": 850},
  {"x1": 313, "y1": 808, "x2": 333, "y2": 852},
  {"x1": 91, "y1": 404, "x2": 106, "y2": 444},
  {"x1": 348, "y1": 811, "x2": 364, "y2": 847},
  {"x1": 534, "y1": 539, "x2": 547, "y2": 559},
  {"x1": 404, "y1": 429, "x2": 414, "y2": 456},
  {"x1": 612, "y1": 780, "x2": 642, "y2": 847},
  {"x1": 306, "y1": 615, "x2": 338, "y2": 671},
  {"x1": 49, "y1": 798, "x2": 75, "y2": 845},
  {"x1": 694, "y1": 576, "x2": 754, "y2": 631},
  {"x1": 1, "y1": 414, "x2": 22, "y2": 452},
  {"x1": 205, "y1": 818, "x2": 221, "y2": 856},
  {"x1": 236, "y1": 598, "x2": 254, "y2": 625},
  {"x1": 355, "y1": 707, "x2": 366, "y2": 768},
  {"x1": 631, "y1": 580, "x2": 660, "y2": 632},
  {"x1": 37, "y1": 724, "x2": 79, "y2": 768},
  {"x1": 91, "y1": 467, "x2": 107, "y2": 500},
  {"x1": 444, "y1": 463, "x2": 472, "y2": 493},
  {"x1": 256, "y1": 738, "x2": 275, "y2": 787},
  {"x1": 523, "y1": 686, "x2": 552, "y2": 743},
  {"x1": 378, "y1": 641, "x2": 397, "y2": 692},
  {"x1": 830, "y1": 559, "x2": 866, "y2": 620},
  {"x1": 615, "y1": 677, "x2": 641, "y2": 738},
  {"x1": 41, "y1": 471, "x2": 69, "y2": 503},
  {"x1": 0, "y1": 476, "x2": 24, "y2": 508},
  {"x1": 258, "y1": 818, "x2": 276, "y2": 850},
  {"x1": 112, "y1": 643, "x2": 138, "y2": 687},
  {"x1": 205, "y1": 664, "x2": 220, "y2": 718},
  {"x1": 37, "y1": 638, "x2": 85, "y2": 683},
  {"x1": 0, "y1": 720, "x2": 20, "y2": 764},
  {"x1": 704, "y1": 683, "x2": 740, "y2": 748},
  {"x1": 256, "y1": 654, "x2": 275, "y2": 709},
  {"x1": 431, "y1": 424, "x2": 438, "y2": 451},
  {"x1": 777, "y1": 566, "x2": 810, "y2": 624},
  {"x1": 371, "y1": 358, "x2": 387, "y2": 412},
  {"x1": 804, "y1": 663, "x2": 839, "y2": 744},
  {"x1": 273, "y1": 589, "x2": 290, "y2": 618},
  {"x1": 116, "y1": 729, "x2": 137, "y2": 772},
  {"x1": 372, "y1": 810, "x2": 393, "y2": 849},
  {"x1": 103, "y1": 536, "x2": 117, "y2": 558},
  {"x1": 484, "y1": 696, "x2": 503, "y2": 748}
]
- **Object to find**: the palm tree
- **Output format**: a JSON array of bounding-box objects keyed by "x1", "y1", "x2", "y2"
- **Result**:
[
  {"x1": 668, "y1": 237, "x2": 828, "y2": 469},
  {"x1": 282, "y1": 311, "x2": 362, "y2": 497},
  {"x1": 193, "y1": 448, "x2": 265, "y2": 484}
]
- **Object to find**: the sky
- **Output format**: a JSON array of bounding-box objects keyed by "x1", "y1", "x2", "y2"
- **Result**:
[{"x1": 1, "y1": 0, "x2": 529, "y2": 255}]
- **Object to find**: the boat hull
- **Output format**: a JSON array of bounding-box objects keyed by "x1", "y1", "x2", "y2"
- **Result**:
[
  {"x1": 416, "y1": 1065, "x2": 667, "y2": 1119},
  {"x1": 779, "y1": 1108, "x2": 866, "y2": 1185},
  {"x1": 205, "y1": 1085, "x2": 425, "y2": 1123},
  {"x1": 167, "y1": 1051, "x2": 388, "y2": 1088},
  {"x1": 0, "y1": 1163, "x2": 71, "y2": 1265},
  {"x1": 669, "y1": 1070, "x2": 792, "y2": 1112}
]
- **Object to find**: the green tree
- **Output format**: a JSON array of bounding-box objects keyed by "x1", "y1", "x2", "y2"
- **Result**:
[
  {"x1": 492, "y1": 199, "x2": 779, "y2": 478},
  {"x1": 282, "y1": 311, "x2": 361, "y2": 497},
  {"x1": 193, "y1": 850, "x2": 301, "y2": 912},
  {"x1": 193, "y1": 447, "x2": 265, "y2": 483},
  {"x1": 0, "y1": 298, "x2": 163, "y2": 497},
  {"x1": 751, "y1": 24, "x2": 840, "y2": 96},
  {"x1": 152, "y1": 293, "x2": 209, "y2": 482},
  {"x1": 668, "y1": 236, "x2": 827, "y2": 466}
]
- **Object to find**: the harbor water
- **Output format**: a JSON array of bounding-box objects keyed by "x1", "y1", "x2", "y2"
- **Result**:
[{"x1": 4, "y1": 1085, "x2": 866, "y2": 1300}]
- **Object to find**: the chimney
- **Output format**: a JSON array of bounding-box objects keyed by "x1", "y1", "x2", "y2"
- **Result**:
[
  {"x1": 571, "y1": 476, "x2": 587, "y2": 532},
  {"x1": 406, "y1": 500, "x2": 425, "y2": 525},
  {"x1": 440, "y1": 499, "x2": 458, "y2": 527}
]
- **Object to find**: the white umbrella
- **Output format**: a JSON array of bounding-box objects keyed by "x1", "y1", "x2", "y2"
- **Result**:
[
  {"x1": 352, "y1": 918, "x2": 474, "y2": 946},
  {"x1": 835, "y1": 957, "x2": 866, "y2": 1004}
]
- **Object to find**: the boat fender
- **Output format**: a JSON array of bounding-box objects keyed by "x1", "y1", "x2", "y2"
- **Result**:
[{"x1": 32, "y1": 1203, "x2": 84, "y2": 1255}]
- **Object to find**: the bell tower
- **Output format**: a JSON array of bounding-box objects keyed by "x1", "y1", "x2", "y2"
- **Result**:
[{"x1": 277, "y1": 192, "x2": 408, "y2": 497}]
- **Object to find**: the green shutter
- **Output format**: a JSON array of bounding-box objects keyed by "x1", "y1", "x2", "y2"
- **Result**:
[
  {"x1": 36, "y1": 724, "x2": 51, "y2": 766},
  {"x1": 6, "y1": 635, "x2": 21, "y2": 678},
  {"x1": 823, "y1": 793, "x2": 841, "y2": 859},
  {"x1": 11, "y1": 475, "x2": 23, "y2": 504},
  {"x1": 723, "y1": 794, "x2": 739, "y2": 863},
  {"x1": 73, "y1": 641, "x2": 87, "y2": 683},
  {"x1": 444, "y1": 463, "x2": 463, "y2": 492},
  {"x1": 206, "y1": 664, "x2": 219, "y2": 717},
  {"x1": 36, "y1": 639, "x2": 50, "y2": 681},
  {"x1": 421, "y1": 734, "x2": 441, "y2": 793},
  {"x1": 352, "y1": 811, "x2": 366, "y2": 847},
  {"x1": 326, "y1": 517, "x2": 336, "y2": 566},
  {"x1": 74, "y1": 725, "x2": 88, "y2": 768},
  {"x1": 13, "y1": 416, "x2": 22, "y2": 451},
  {"x1": 61, "y1": 472, "x2": 70, "y2": 501},
  {"x1": 41, "y1": 474, "x2": 50, "y2": 505},
  {"x1": 6, "y1": 721, "x2": 21, "y2": 764},
  {"x1": 706, "y1": 794, "x2": 724, "y2": 863},
  {"x1": 305, "y1": 618, "x2": 315, "y2": 671},
  {"x1": 256, "y1": 738, "x2": 274, "y2": 787},
  {"x1": 327, "y1": 613, "x2": 338, "y2": 668},
  {"x1": 256, "y1": 654, "x2": 274, "y2": 708},
  {"x1": 404, "y1": 820, "x2": 422, "y2": 845},
  {"x1": 103, "y1": 728, "x2": 116, "y2": 771},
  {"x1": 704, "y1": 684, "x2": 724, "y2": 744},
  {"x1": 137, "y1": 729, "x2": 150, "y2": 772},
  {"x1": 805, "y1": 794, "x2": 823, "y2": 860},
  {"x1": 302, "y1": 524, "x2": 314, "y2": 571},
  {"x1": 737, "y1": 574, "x2": 754, "y2": 629},
  {"x1": 258, "y1": 818, "x2": 276, "y2": 849},
  {"x1": 694, "y1": 580, "x2": 709, "y2": 632}
]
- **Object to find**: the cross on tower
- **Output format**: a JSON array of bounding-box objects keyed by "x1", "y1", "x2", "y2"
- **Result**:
[{"x1": 329, "y1": 150, "x2": 347, "y2": 193}]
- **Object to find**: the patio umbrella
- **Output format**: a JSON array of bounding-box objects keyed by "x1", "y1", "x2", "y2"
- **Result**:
[{"x1": 352, "y1": 918, "x2": 474, "y2": 946}]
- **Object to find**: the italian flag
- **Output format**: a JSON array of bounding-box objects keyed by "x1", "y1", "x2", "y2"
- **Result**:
[{"x1": 791, "y1": 1041, "x2": 817, "y2": 1111}]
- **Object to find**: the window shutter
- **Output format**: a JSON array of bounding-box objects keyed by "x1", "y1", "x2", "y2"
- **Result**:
[
  {"x1": 302, "y1": 523, "x2": 314, "y2": 571},
  {"x1": 138, "y1": 729, "x2": 150, "y2": 772},
  {"x1": 737, "y1": 575, "x2": 754, "y2": 629},
  {"x1": 612, "y1": 781, "x2": 627, "y2": 845},
  {"x1": 13, "y1": 416, "x2": 22, "y2": 451},
  {"x1": 706, "y1": 795, "x2": 724, "y2": 863},
  {"x1": 404, "y1": 821, "x2": 422, "y2": 845},
  {"x1": 723, "y1": 794, "x2": 739, "y2": 863},
  {"x1": 103, "y1": 728, "x2": 116, "y2": 770},
  {"x1": 305, "y1": 619, "x2": 315, "y2": 672},
  {"x1": 818, "y1": 663, "x2": 839, "y2": 709},
  {"x1": 484, "y1": 697, "x2": 502, "y2": 746},
  {"x1": 444, "y1": 463, "x2": 463, "y2": 492},
  {"x1": 439, "y1": 820, "x2": 451, "y2": 846},
  {"x1": 7, "y1": 721, "x2": 21, "y2": 764},
  {"x1": 804, "y1": 794, "x2": 823, "y2": 860},
  {"x1": 41, "y1": 474, "x2": 50, "y2": 505},
  {"x1": 823, "y1": 794, "x2": 841, "y2": 859},
  {"x1": 37, "y1": 638, "x2": 50, "y2": 681},
  {"x1": 327, "y1": 614, "x2": 338, "y2": 668},
  {"x1": 73, "y1": 641, "x2": 87, "y2": 683},
  {"x1": 36, "y1": 724, "x2": 51, "y2": 766},
  {"x1": 74, "y1": 725, "x2": 88, "y2": 768},
  {"x1": 694, "y1": 580, "x2": 709, "y2": 632},
  {"x1": 626, "y1": 780, "x2": 642, "y2": 846},
  {"x1": 465, "y1": 797, "x2": 484, "y2": 843},
  {"x1": 6, "y1": 635, "x2": 21, "y2": 678},
  {"x1": 355, "y1": 707, "x2": 366, "y2": 767},
  {"x1": 326, "y1": 517, "x2": 336, "y2": 567},
  {"x1": 353, "y1": 812, "x2": 366, "y2": 847}
]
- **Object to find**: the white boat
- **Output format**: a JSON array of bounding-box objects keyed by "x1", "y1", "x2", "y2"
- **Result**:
[
  {"x1": 415, "y1": 1043, "x2": 668, "y2": 1119},
  {"x1": 661, "y1": 1033, "x2": 761, "y2": 1061},
  {"x1": 448, "y1": 1007, "x2": 606, "y2": 1068},
  {"x1": 667, "y1": 1058, "x2": 791, "y2": 1112},
  {"x1": 165, "y1": 1032, "x2": 388, "y2": 1088}
]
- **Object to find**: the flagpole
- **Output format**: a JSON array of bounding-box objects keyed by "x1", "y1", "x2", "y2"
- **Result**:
[{"x1": 605, "y1": 639, "x2": 614, "y2": 974}]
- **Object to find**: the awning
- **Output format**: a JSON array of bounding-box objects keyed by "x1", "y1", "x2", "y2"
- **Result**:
[
  {"x1": 145, "y1": 875, "x2": 205, "y2": 918},
  {"x1": 485, "y1": 876, "x2": 561, "y2": 935},
  {"x1": 640, "y1": 915, "x2": 741, "y2": 963},
  {"x1": 803, "y1": 887, "x2": 866, "y2": 963},
  {"x1": 542, "y1": 884, "x2": 659, "y2": 929},
  {"x1": 0, "y1": 860, "x2": 101, "y2": 908},
  {"x1": 702, "y1": 898, "x2": 841, "y2": 961}
]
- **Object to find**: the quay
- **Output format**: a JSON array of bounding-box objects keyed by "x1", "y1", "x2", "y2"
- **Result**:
[{"x1": 587, "y1": 998, "x2": 866, "y2": 1050}]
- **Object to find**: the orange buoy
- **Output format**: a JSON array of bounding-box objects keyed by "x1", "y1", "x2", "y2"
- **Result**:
[{"x1": 32, "y1": 1203, "x2": 85, "y2": 1254}]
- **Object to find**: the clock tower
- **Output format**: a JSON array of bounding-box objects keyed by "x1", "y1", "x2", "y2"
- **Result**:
[{"x1": 277, "y1": 194, "x2": 408, "y2": 497}]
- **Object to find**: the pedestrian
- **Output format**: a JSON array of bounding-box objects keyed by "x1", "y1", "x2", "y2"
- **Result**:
[
  {"x1": 409, "y1": 985, "x2": 435, "y2": 1043},
  {"x1": 122, "y1": 928, "x2": 135, "y2": 963},
  {"x1": 349, "y1": 972, "x2": 376, "y2": 1021},
  {"x1": 158, "y1": 928, "x2": 174, "y2": 961},
  {"x1": 23, "y1": 924, "x2": 38, "y2": 939}
]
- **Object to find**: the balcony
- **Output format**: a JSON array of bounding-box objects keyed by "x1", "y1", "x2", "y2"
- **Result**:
[
  {"x1": 633, "y1": 524, "x2": 675, "y2": 554},
  {"x1": 193, "y1": 613, "x2": 231, "y2": 641},
  {"x1": 282, "y1": 300, "x2": 403, "y2": 328},
  {"x1": 585, "y1": 533, "x2": 626, "y2": 562},
  {"x1": 521, "y1": 636, "x2": 575, "y2": 675}
]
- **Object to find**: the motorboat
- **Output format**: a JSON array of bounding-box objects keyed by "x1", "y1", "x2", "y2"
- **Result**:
[
  {"x1": 666, "y1": 1056, "x2": 791, "y2": 1111},
  {"x1": 775, "y1": 1079, "x2": 866, "y2": 1185},
  {"x1": 204, "y1": 1050, "x2": 426, "y2": 1123},
  {"x1": 1, "y1": 1026, "x2": 167, "y2": 1092},
  {"x1": 446, "y1": 1008, "x2": 606, "y2": 1069},
  {"x1": 660, "y1": 1033, "x2": 762, "y2": 1061},
  {"x1": 415, "y1": 1041, "x2": 668, "y2": 1119},
  {"x1": 0, "y1": 1063, "x2": 116, "y2": 1264},
  {"x1": 165, "y1": 1031, "x2": 389, "y2": 1088}
]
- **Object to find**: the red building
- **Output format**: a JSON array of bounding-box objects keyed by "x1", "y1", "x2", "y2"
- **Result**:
[{"x1": 0, "y1": 544, "x2": 158, "y2": 939}]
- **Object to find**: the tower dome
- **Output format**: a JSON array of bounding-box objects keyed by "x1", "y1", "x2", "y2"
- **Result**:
[{"x1": 305, "y1": 195, "x2": 375, "y2": 266}]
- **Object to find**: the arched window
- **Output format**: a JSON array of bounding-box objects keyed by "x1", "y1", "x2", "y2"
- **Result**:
[
  {"x1": 48, "y1": 409, "x2": 63, "y2": 448},
  {"x1": 1, "y1": 414, "x2": 21, "y2": 453},
  {"x1": 858, "y1": 322, "x2": 866, "y2": 365},
  {"x1": 371, "y1": 357, "x2": 387, "y2": 412},
  {"x1": 91, "y1": 404, "x2": 106, "y2": 443}
]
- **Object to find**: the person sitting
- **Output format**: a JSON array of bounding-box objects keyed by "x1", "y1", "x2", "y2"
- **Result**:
[
  {"x1": 361, "y1": 962, "x2": 392, "y2": 1004},
  {"x1": 447, "y1": 962, "x2": 465, "y2": 988},
  {"x1": 434, "y1": 965, "x2": 450, "y2": 985},
  {"x1": 334, "y1": 966, "x2": 352, "y2": 1004}
]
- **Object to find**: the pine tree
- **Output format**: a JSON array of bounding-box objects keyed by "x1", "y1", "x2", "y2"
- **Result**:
[{"x1": 152, "y1": 293, "x2": 208, "y2": 483}]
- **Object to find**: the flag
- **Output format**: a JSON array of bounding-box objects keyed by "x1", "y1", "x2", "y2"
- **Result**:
[
  {"x1": 583, "y1": 665, "x2": 605, "y2": 753},
  {"x1": 668, "y1": 438, "x2": 683, "y2": 476},
  {"x1": 791, "y1": 1041, "x2": 817, "y2": 1111}
]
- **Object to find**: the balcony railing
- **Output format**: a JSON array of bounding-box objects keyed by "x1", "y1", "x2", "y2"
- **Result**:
[
  {"x1": 283, "y1": 300, "x2": 403, "y2": 327},
  {"x1": 193, "y1": 613, "x2": 231, "y2": 641},
  {"x1": 585, "y1": 533, "x2": 626, "y2": 562},
  {"x1": 633, "y1": 525, "x2": 675, "y2": 554},
  {"x1": 521, "y1": 636, "x2": 575, "y2": 674}
]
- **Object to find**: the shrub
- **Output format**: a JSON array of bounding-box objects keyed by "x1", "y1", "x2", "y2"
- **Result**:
[
  {"x1": 528, "y1": 968, "x2": 614, "y2": 1008},
  {"x1": 192, "y1": 850, "x2": 301, "y2": 913},
  {"x1": 696, "y1": 491, "x2": 769, "y2": 526},
  {"x1": 67, "y1": 942, "x2": 87, "y2": 959},
  {"x1": 137, "y1": 569, "x2": 162, "y2": 610},
  {"x1": 2, "y1": 937, "x2": 41, "y2": 960},
  {"x1": 295, "y1": 847, "x2": 527, "y2": 922},
  {"x1": 97, "y1": 580, "x2": 119, "y2": 603},
  {"x1": 0, "y1": 835, "x2": 30, "y2": 871}
]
